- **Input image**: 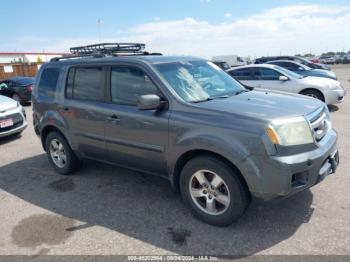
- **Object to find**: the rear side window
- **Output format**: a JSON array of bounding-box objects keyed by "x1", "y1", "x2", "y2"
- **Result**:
[
  {"x1": 110, "y1": 67, "x2": 158, "y2": 106},
  {"x1": 253, "y1": 68, "x2": 282, "y2": 80},
  {"x1": 66, "y1": 67, "x2": 104, "y2": 102},
  {"x1": 229, "y1": 69, "x2": 252, "y2": 80},
  {"x1": 38, "y1": 68, "x2": 60, "y2": 97},
  {"x1": 281, "y1": 62, "x2": 298, "y2": 70}
]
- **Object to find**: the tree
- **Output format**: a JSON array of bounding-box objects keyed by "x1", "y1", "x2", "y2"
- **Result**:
[{"x1": 36, "y1": 56, "x2": 43, "y2": 63}]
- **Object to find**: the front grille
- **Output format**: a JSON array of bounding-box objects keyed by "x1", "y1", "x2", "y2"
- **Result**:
[
  {"x1": 0, "y1": 113, "x2": 24, "y2": 133},
  {"x1": 306, "y1": 107, "x2": 329, "y2": 143}
]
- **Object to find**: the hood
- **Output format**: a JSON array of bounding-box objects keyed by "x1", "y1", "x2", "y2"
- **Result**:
[
  {"x1": 312, "y1": 69, "x2": 336, "y2": 78},
  {"x1": 0, "y1": 95, "x2": 18, "y2": 112},
  {"x1": 194, "y1": 90, "x2": 323, "y2": 121},
  {"x1": 302, "y1": 76, "x2": 340, "y2": 88},
  {"x1": 319, "y1": 64, "x2": 331, "y2": 70}
]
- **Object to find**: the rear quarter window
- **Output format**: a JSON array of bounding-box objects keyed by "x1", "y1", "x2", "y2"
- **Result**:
[{"x1": 38, "y1": 68, "x2": 60, "y2": 97}]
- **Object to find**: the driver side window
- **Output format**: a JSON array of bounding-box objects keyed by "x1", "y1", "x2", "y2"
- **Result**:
[{"x1": 111, "y1": 66, "x2": 159, "y2": 106}]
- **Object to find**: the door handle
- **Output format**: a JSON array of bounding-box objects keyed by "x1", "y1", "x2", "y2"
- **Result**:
[{"x1": 106, "y1": 115, "x2": 120, "y2": 123}]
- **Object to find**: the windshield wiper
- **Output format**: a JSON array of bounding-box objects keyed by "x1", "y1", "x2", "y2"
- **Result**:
[
  {"x1": 191, "y1": 97, "x2": 214, "y2": 103},
  {"x1": 235, "y1": 89, "x2": 249, "y2": 95},
  {"x1": 191, "y1": 95, "x2": 229, "y2": 103}
]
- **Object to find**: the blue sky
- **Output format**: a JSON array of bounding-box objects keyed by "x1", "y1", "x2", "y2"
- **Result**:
[{"x1": 1, "y1": 0, "x2": 350, "y2": 57}]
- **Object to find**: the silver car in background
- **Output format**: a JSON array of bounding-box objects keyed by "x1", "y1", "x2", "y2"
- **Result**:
[
  {"x1": 0, "y1": 95, "x2": 27, "y2": 138},
  {"x1": 228, "y1": 64, "x2": 346, "y2": 104}
]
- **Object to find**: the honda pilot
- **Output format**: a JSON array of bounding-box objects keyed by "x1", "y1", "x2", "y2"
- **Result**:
[{"x1": 32, "y1": 43, "x2": 339, "y2": 226}]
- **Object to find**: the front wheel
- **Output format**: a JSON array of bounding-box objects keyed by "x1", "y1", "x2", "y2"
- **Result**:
[
  {"x1": 300, "y1": 89, "x2": 324, "y2": 102},
  {"x1": 45, "y1": 131, "x2": 81, "y2": 175},
  {"x1": 180, "y1": 156, "x2": 250, "y2": 226}
]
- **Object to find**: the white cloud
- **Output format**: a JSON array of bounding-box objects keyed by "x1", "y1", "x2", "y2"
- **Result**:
[
  {"x1": 2, "y1": 4, "x2": 350, "y2": 59},
  {"x1": 152, "y1": 17, "x2": 161, "y2": 21},
  {"x1": 224, "y1": 13, "x2": 232, "y2": 18}
]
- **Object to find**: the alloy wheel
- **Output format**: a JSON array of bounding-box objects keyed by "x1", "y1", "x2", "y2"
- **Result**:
[
  {"x1": 189, "y1": 170, "x2": 231, "y2": 216},
  {"x1": 49, "y1": 139, "x2": 67, "y2": 168}
]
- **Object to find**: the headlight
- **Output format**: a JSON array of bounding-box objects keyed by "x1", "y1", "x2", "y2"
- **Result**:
[
  {"x1": 327, "y1": 84, "x2": 342, "y2": 90},
  {"x1": 266, "y1": 117, "x2": 314, "y2": 146}
]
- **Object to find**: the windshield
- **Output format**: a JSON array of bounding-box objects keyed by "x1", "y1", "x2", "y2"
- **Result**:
[
  {"x1": 273, "y1": 66, "x2": 305, "y2": 79},
  {"x1": 302, "y1": 64, "x2": 312, "y2": 70},
  {"x1": 154, "y1": 60, "x2": 245, "y2": 102},
  {"x1": 295, "y1": 57, "x2": 314, "y2": 67}
]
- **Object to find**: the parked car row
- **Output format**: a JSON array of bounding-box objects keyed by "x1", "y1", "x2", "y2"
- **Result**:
[
  {"x1": 24, "y1": 43, "x2": 341, "y2": 227},
  {"x1": 220, "y1": 55, "x2": 346, "y2": 105},
  {"x1": 254, "y1": 55, "x2": 331, "y2": 70},
  {"x1": 316, "y1": 55, "x2": 350, "y2": 65}
]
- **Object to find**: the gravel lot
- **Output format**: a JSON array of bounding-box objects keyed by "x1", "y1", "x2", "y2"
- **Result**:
[{"x1": 0, "y1": 65, "x2": 349, "y2": 256}]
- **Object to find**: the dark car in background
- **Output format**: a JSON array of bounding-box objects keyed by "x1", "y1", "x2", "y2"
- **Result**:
[
  {"x1": 255, "y1": 56, "x2": 330, "y2": 70},
  {"x1": 212, "y1": 60, "x2": 231, "y2": 70},
  {"x1": 266, "y1": 60, "x2": 337, "y2": 80},
  {"x1": 0, "y1": 77, "x2": 34, "y2": 104}
]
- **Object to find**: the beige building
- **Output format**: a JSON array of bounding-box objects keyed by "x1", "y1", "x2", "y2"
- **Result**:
[{"x1": 0, "y1": 52, "x2": 67, "y2": 63}]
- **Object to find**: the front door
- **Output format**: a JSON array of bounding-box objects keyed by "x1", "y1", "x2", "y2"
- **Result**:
[
  {"x1": 251, "y1": 67, "x2": 295, "y2": 93},
  {"x1": 104, "y1": 66, "x2": 169, "y2": 175}
]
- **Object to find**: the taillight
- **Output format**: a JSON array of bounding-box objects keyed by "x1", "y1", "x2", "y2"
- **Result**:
[{"x1": 27, "y1": 85, "x2": 33, "y2": 92}]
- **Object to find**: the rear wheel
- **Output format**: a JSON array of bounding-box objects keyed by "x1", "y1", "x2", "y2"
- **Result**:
[
  {"x1": 180, "y1": 156, "x2": 250, "y2": 226},
  {"x1": 45, "y1": 131, "x2": 81, "y2": 175},
  {"x1": 300, "y1": 89, "x2": 324, "y2": 102}
]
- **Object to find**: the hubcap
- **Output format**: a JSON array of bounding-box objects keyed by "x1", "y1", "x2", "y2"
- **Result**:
[
  {"x1": 49, "y1": 139, "x2": 67, "y2": 168},
  {"x1": 306, "y1": 93, "x2": 318, "y2": 99},
  {"x1": 189, "y1": 170, "x2": 231, "y2": 216}
]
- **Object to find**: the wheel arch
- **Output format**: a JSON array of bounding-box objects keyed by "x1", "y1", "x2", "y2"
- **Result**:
[
  {"x1": 299, "y1": 88, "x2": 325, "y2": 102},
  {"x1": 40, "y1": 125, "x2": 69, "y2": 152},
  {"x1": 171, "y1": 149, "x2": 250, "y2": 196}
]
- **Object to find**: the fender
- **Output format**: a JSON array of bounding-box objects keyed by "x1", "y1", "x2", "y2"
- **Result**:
[
  {"x1": 167, "y1": 129, "x2": 264, "y2": 192},
  {"x1": 38, "y1": 110, "x2": 75, "y2": 151}
]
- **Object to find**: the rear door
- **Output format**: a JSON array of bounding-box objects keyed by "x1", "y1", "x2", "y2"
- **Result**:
[
  {"x1": 103, "y1": 65, "x2": 170, "y2": 175},
  {"x1": 63, "y1": 66, "x2": 109, "y2": 159},
  {"x1": 228, "y1": 68, "x2": 256, "y2": 88}
]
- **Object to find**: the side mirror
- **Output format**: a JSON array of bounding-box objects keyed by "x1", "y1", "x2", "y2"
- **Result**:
[
  {"x1": 138, "y1": 94, "x2": 166, "y2": 110},
  {"x1": 279, "y1": 75, "x2": 289, "y2": 81}
]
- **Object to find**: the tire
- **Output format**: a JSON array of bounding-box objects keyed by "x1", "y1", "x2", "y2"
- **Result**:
[
  {"x1": 179, "y1": 155, "x2": 250, "y2": 226},
  {"x1": 45, "y1": 131, "x2": 81, "y2": 175},
  {"x1": 300, "y1": 89, "x2": 324, "y2": 102}
]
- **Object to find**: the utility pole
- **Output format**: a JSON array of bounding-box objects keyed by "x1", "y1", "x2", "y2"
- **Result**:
[{"x1": 97, "y1": 18, "x2": 103, "y2": 42}]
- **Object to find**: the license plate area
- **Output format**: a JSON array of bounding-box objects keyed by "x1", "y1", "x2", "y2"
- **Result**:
[
  {"x1": 0, "y1": 119, "x2": 14, "y2": 128},
  {"x1": 318, "y1": 150, "x2": 339, "y2": 183}
]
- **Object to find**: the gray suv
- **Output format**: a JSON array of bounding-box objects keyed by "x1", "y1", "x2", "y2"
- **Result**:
[{"x1": 33, "y1": 43, "x2": 339, "y2": 226}]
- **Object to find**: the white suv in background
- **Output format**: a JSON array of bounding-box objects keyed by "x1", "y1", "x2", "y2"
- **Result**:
[{"x1": 227, "y1": 64, "x2": 346, "y2": 104}]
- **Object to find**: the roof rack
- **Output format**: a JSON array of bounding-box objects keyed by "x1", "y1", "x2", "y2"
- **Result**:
[
  {"x1": 70, "y1": 43, "x2": 145, "y2": 55},
  {"x1": 51, "y1": 43, "x2": 161, "y2": 61}
]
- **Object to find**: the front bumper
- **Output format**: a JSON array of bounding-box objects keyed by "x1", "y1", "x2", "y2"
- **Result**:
[
  {"x1": 324, "y1": 88, "x2": 346, "y2": 104},
  {"x1": 0, "y1": 108, "x2": 27, "y2": 138},
  {"x1": 238, "y1": 129, "x2": 338, "y2": 201}
]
